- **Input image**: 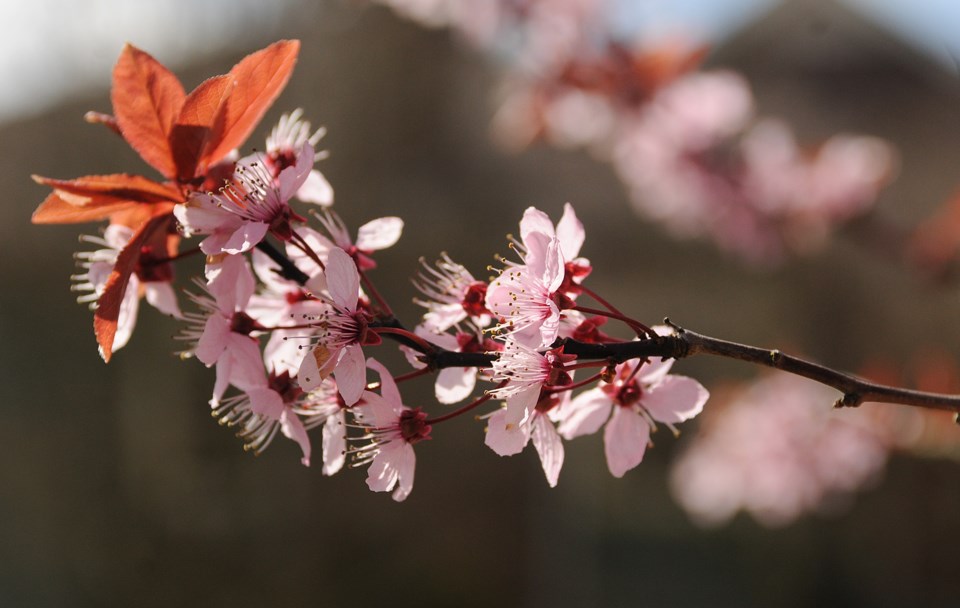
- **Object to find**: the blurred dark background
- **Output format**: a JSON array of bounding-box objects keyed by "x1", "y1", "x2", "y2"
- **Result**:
[{"x1": 3, "y1": 1, "x2": 960, "y2": 606}]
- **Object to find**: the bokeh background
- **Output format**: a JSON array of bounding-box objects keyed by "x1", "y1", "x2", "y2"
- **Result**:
[{"x1": 4, "y1": 0, "x2": 960, "y2": 606}]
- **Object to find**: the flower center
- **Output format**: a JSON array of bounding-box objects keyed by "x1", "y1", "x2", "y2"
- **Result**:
[
  {"x1": 461, "y1": 282, "x2": 489, "y2": 317},
  {"x1": 399, "y1": 408, "x2": 432, "y2": 444}
]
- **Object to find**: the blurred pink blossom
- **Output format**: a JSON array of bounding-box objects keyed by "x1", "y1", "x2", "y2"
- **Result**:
[{"x1": 669, "y1": 374, "x2": 896, "y2": 528}]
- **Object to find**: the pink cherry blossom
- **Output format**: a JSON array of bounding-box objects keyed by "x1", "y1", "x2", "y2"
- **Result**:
[
  {"x1": 486, "y1": 231, "x2": 566, "y2": 349},
  {"x1": 352, "y1": 358, "x2": 431, "y2": 502},
  {"x1": 294, "y1": 378, "x2": 349, "y2": 476},
  {"x1": 413, "y1": 253, "x2": 491, "y2": 332},
  {"x1": 73, "y1": 224, "x2": 182, "y2": 353},
  {"x1": 311, "y1": 210, "x2": 404, "y2": 271},
  {"x1": 297, "y1": 247, "x2": 376, "y2": 405},
  {"x1": 558, "y1": 355, "x2": 708, "y2": 478},
  {"x1": 669, "y1": 374, "x2": 893, "y2": 528},
  {"x1": 174, "y1": 143, "x2": 314, "y2": 255},
  {"x1": 177, "y1": 254, "x2": 265, "y2": 404},
  {"x1": 264, "y1": 109, "x2": 334, "y2": 206},
  {"x1": 486, "y1": 340, "x2": 575, "y2": 456},
  {"x1": 485, "y1": 406, "x2": 565, "y2": 487},
  {"x1": 247, "y1": 247, "x2": 328, "y2": 374},
  {"x1": 212, "y1": 369, "x2": 312, "y2": 466}
]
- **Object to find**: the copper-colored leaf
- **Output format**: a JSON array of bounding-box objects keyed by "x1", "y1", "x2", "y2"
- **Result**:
[
  {"x1": 32, "y1": 173, "x2": 182, "y2": 204},
  {"x1": 31, "y1": 192, "x2": 136, "y2": 224},
  {"x1": 204, "y1": 40, "x2": 300, "y2": 164},
  {"x1": 94, "y1": 213, "x2": 171, "y2": 362},
  {"x1": 169, "y1": 75, "x2": 233, "y2": 181},
  {"x1": 112, "y1": 43, "x2": 186, "y2": 178},
  {"x1": 110, "y1": 202, "x2": 175, "y2": 230}
]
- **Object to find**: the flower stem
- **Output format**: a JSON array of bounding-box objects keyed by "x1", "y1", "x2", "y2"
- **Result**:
[{"x1": 425, "y1": 390, "x2": 498, "y2": 425}]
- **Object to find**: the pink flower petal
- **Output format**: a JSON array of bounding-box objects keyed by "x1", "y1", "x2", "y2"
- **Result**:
[
  {"x1": 334, "y1": 343, "x2": 366, "y2": 405},
  {"x1": 642, "y1": 375, "x2": 709, "y2": 424},
  {"x1": 321, "y1": 410, "x2": 346, "y2": 476},
  {"x1": 325, "y1": 247, "x2": 360, "y2": 311},
  {"x1": 206, "y1": 253, "x2": 255, "y2": 313},
  {"x1": 519, "y1": 206, "x2": 554, "y2": 243},
  {"x1": 196, "y1": 314, "x2": 230, "y2": 366},
  {"x1": 144, "y1": 281, "x2": 182, "y2": 318},
  {"x1": 280, "y1": 410, "x2": 312, "y2": 467},
  {"x1": 220, "y1": 220, "x2": 270, "y2": 255},
  {"x1": 390, "y1": 442, "x2": 416, "y2": 502},
  {"x1": 555, "y1": 203, "x2": 584, "y2": 259},
  {"x1": 297, "y1": 169, "x2": 334, "y2": 206},
  {"x1": 278, "y1": 142, "x2": 315, "y2": 202},
  {"x1": 484, "y1": 408, "x2": 531, "y2": 456},
  {"x1": 366, "y1": 357, "x2": 401, "y2": 410},
  {"x1": 247, "y1": 387, "x2": 285, "y2": 419},
  {"x1": 604, "y1": 406, "x2": 650, "y2": 478},
  {"x1": 365, "y1": 440, "x2": 416, "y2": 502},
  {"x1": 355, "y1": 217, "x2": 404, "y2": 251},
  {"x1": 531, "y1": 415, "x2": 564, "y2": 487},
  {"x1": 557, "y1": 388, "x2": 612, "y2": 440},
  {"x1": 637, "y1": 357, "x2": 675, "y2": 386},
  {"x1": 435, "y1": 367, "x2": 476, "y2": 404}
]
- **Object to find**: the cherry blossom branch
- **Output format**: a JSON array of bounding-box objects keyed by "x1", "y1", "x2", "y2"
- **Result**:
[
  {"x1": 257, "y1": 236, "x2": 960, "y2": 417},
  {"x1": 665, "y1": 321, "x2": 960, "y2": 414}
]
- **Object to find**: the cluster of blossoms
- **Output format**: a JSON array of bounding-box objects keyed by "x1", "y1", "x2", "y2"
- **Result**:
[
  {"x1": 374, "y1": 0, "x2": 896, "y2": 264},
  {"x1": 34, "y1": 40, "x2": 711, "y2": 503},
  {"x1": 670, "y1": 374, "x2": 896, "y2": 527}
]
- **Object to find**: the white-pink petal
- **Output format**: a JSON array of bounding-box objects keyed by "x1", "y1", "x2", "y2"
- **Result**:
[
  {"x1": 365, "y1": 440, "x2": 416, "y2": 502},
  {"x1": 220, "y1": 221, "x2": 270, "y2": 255},
  {"x1": 334, "y1": 343, "x2": 366, "y2": 406},
  {"x1": 196, "y1": 314, "x2": 231, "y2": 366},
  {"x1": 555, "y1": 203, "x2": 584, "y2": 259},
  {"x1": 637, "y1": 356, "x2": 675, "y2": 386},
  {"x1": 484, "y1": 408, "x2": 531, "y2": 456},
  {"x1": 278, "y1": 143, "x2": 315, "y2": 202},
  {"x1": 321, "y1": 410, "x2": 346, "y2": 476},
  {"x1": 297, "y1": 169, "x2": 334, "y2": 206},
  {"x1": 366, "y1": 357, "x2": 401, "y2": 410},
  {"x1": 604, "y1": 407, "x2": 650, "y2": 478},
  {"x1": 144, "y1": 282, "x2": 182, "y2": 318},
  {"x1": 435, "y1": 367, "x2": 476, "y2": 404},
  {"x1": 325, "y1": 247, "x2": 360, "y2": 311},
  {"x1": 558, "y1": 388, "x2": 612, "y2": 440},
  {"x1": 519, "y1": 206, "x2": 555, "y2": 243},
  {"x1": 531, "y1": 415, "x2": 564, "y2": 487},
  {"x1": 206, "y1": 254, "x2": 255, "y2": 313},
  {"x1": 279, "y1": 410, "x2": 312, "y2": 467},
  {"x1": 355, "y1": 217, "x2": 404, "y2": 251},
  {"x1": 641, "y1": 375, "x2": 709, "y2": 424}
]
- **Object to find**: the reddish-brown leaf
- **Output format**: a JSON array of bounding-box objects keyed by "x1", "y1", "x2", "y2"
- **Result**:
[
  {"x1": 32, "y1": 173, "x2": 182, "y2": 204},
  {"x1": 110, "y1": 202, "x2": 175, "y2": 230},
  {"x1": 169, "y1": 75, "x2": 233, "y2": 181},
  {"x1": 112, "y1": 43, "x2": 186, "y2": 179},
  {"x1": 94, "y1": 213, "x2": 172, "y2": 362},
  {"x1": 31, "y1": 192, "x2": 137, "y2": 224},
  {"x1": 204, "y1": 40, "x2": 300, "y2": 164}
]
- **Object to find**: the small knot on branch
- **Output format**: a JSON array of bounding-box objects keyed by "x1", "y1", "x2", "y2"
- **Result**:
[
  {"x1": 663, "y1": 317, "x2": 684, "y2": 334},
  {"x1": 835, "y1": 393, "x2": 863, "y2": 408}
]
